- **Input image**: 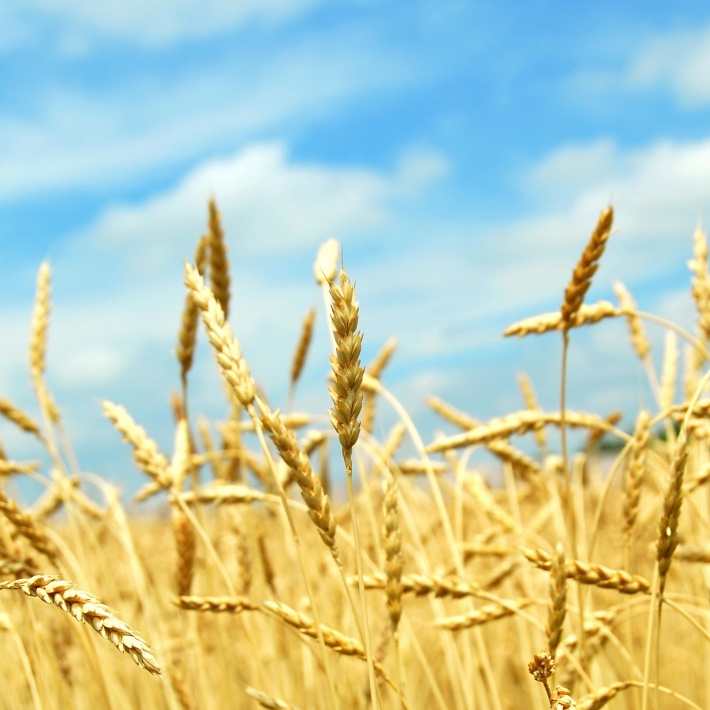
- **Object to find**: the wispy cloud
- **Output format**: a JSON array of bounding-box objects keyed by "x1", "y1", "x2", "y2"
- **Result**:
[
  {"x1": 3, "y1": 0, "x2": 322, "y2": 50},
  {"x1": 626, "y1": 23, "x2": 710, "y2": 105}
]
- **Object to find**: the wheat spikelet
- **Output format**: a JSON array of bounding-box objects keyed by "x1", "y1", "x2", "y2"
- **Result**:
[
  {"x1": 290, "y1": 306, "x2": 315, "y2": 389},
  {"x1": 560, "y1": 207, "x2": 614, "y2": 327},
  {"x1": 102, "y1": 400, "x2": 171, "y2": 492},
  {"x1": 382, "y1": 471, "x2": 403, "y2": 631},
  {"x1": 688, "y1": 226, "x2": 710, "y2": 340},
  {"x1": 185, "y1": 264, "x2": 255, "y2": 407},
  {"x1": 523, "y1": 547, "x2": 651, "y2": 595},
  {"x1": 0, "y1": 575, "x2": 161, "y2": 674},
  {"x1": 0, "y1": 398, "x2": 42, "y2": 439},
  {"x1": 258, "y1": 403, "x2": 339, "y2": 559},
  {"x1": 426, "y1": 409, "x2": 612, "y2": 454},
  {"x1": 657, "y1": 430, "x2": 689, "y2": 597},
  {"x1": 585, "y1": 410, "x2": 621, "y2": 450},
  {"x1": 614, "y1": 281, "x2": 650, "y2": 361},
  {"x1": 207, "y1": 198, "x2": 230, "y2": 319},
  {"x1": 434, "y1": 598, "x2": 534, "y2": 631},
  {"x1": 176, "y1": 234, "x2": 208, "y2": 385},
  {"x1": 505, "y1": 301, "x2": 619, "y2": 338},
  {"x1": 622, "y1": 410, "x2": 650, "y2": 544},
  {"x1": 546, "y1": 544, "x2": 567, "y2": 659}
]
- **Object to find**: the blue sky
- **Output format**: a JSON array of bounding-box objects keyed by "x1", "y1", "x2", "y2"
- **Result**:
[{"x1": 1, "y1": 0, "x2": 710, "y2": 500}]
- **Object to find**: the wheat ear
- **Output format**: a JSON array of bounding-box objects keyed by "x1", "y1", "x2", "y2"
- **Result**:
[
  {"x1": 207, "y1": 198, "x2": 230, "y2": 319},
  {"x1": 29, "y1": 261, "x2": 60, "y2": 423},
  {"x1": 102, "y1": 400, "x2": 171, "y2": 494},
  {"x1": 0, "y1": 489, "x2": 59, "y2": 562},
  {"x1": 614, "y1": 281, "x2": 651, "y2": 361},
  {"x1": 258, "y1": 402, "x2": 340, "y2": 561},
  {"x1": 176, "y1": 233, "x2": 208, "y2": 386},
  {"x1": 0, "y1": 575, "x2": 161, "y2": 674},
  {"x1": 382, "y1": 471, "x2": 403, "y2": 632},
  {"x1": 623, "y1": 410, "x2": 650, "y2": 546},
  {"x1": 505, "y1": 301, "x2": 619, "y2": 337},
  {"x1": 688, "y1": 226, "x2": 710, "y2": 340},
  {"x1": 560, "y1": 207, "x2": 614, "y2": 327},
  {"x1": 546, "y1": 544, "x2": 567, "y2": 660},
  {"x1": 656, "y1": 430, "x2": 689, "y2": 597},
  {"x1": 184, "y1": 264, "x2": 255, "y2": 407}
]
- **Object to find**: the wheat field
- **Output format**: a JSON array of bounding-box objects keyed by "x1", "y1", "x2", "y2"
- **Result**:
[{"x1": 1, "y1": 202, "x2": 710, "y2": 709}]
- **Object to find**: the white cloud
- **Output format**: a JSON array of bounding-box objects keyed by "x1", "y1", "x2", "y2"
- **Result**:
[
  {"x1": 627, "y1": 23, "x2": 710, "y2": 105},
  {"x1": 69, "y1": 142, "x2": 448, "y2": 270},
  {"x1": 0, "y1": 31, "x2": 411, "y2": 200},
  {"x1": 3, "y1": 0, "x2": 321, "y2": 49}
]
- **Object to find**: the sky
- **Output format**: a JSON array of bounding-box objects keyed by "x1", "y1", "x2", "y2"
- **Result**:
[{"x1": 1, "y1": 0, "x2": 710, "y2": 502}]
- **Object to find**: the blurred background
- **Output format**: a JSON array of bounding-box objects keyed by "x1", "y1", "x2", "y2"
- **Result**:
[{"x1": 1, "y1": 1, "x2": 709, "y2": 499}]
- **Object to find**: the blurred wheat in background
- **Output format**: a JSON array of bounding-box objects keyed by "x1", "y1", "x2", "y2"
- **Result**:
[{"x1": 2, "y1": 201, "x2": 710, "y2": 710}]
